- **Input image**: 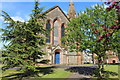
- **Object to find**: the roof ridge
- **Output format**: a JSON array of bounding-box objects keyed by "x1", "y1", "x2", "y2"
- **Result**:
[{"x1": 42, "y1": 5, "x2": 70, "y2": 21}]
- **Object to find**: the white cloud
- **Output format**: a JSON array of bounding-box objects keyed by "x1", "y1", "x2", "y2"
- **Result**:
[
  {"x1": 11, "y1": 16, "x2": 25, "y2": 22},
  {"x1": 1, "y1": 16, "x2": 28, "y2": 23},
  {"x1": 0, "y1": 16, "x2": 25, "y2": 24}
]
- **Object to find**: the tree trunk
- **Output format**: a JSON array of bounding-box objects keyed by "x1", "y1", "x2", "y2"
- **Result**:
[
  {"x1": 97, "y1": 56, "x2": 103, "y2": 80},
  {"x1": 92, "y1": 53, "x2": 94, "y2": 64}
]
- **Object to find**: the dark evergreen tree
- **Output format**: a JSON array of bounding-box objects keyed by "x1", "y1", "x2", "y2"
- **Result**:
[{"x1": 1, "y1": 0, "x2": 47, "y2": 73}]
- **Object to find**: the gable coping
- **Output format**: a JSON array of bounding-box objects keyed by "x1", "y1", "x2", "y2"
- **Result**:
[{"x1": 42, "y1": 5, "x2": 70, "y2": 22}]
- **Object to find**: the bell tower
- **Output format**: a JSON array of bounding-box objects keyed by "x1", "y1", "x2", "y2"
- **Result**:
[{"x1": 68, "y1": 0, "x2": 76, "y2": 20}]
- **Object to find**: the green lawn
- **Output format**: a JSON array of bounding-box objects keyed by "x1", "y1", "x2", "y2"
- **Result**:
[
  {"x1": 104, "y1": 64, "x2": 118, "y2": 78},
  {"x1": 36, "y1": 64, "x2": 53, "y2": 67},
  {"x1": 1, "y1": 64, "x2": 119, "y2": 80},
  {"x1": 36, "y1": 64, "x2": 95, "y2": 67},
  {"x1": 41, "y1": 68, "x2": 71, "y2": 78},
  {"x1": 1, "y1": 68, "x2": 71, "y2": 80},
  {"x1": 69, "y1": 64, "x2": 95, "y2": 66},
  {"x1": 105, "y1": 65, "x2": 118, "y2": 73},
  {"x1": 2, "y1": 69, "x2": 20, "y2": 76}
]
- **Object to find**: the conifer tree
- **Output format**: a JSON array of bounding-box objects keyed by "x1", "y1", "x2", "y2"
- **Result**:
[{"x1": 1, "y1": 0, "x2": 46, "y2": 73}]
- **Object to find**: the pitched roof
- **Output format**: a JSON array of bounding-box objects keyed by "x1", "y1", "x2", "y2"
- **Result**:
[{"x1": 43, "y1": 5, "x2": 70, "y2": 21}]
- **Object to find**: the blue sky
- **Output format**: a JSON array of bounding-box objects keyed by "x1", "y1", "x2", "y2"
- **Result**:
[{"x1": 0, "y1": 2, "x2": 105, "y2": 49}]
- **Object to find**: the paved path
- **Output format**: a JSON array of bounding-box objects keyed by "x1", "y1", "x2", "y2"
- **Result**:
[
  {"x1": 48, "y1": 65, "x2": 96, "y2": 80},
  {"x1": 65, "y1": 73, "x2": 91, "y2": 80},
  {"x1": 57, "y1": 65, "x2": 96, "y2": 80}
]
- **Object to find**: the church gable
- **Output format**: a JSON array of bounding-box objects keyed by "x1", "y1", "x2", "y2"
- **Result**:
[
  {"x1": 43, "y1": 2, "x2": 83, "y2": 65},
  {"x1": 44, "y1": 5, "x2": 69, "y2": 24}
]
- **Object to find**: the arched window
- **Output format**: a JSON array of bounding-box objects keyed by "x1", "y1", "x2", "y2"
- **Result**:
[
  {"x1": 61, "y1": 24, "x2": 65, "y2": 43},
  {"x1": 61, "y1": 25, "x2": 65, "y2": 38},
  {"x1": 54, "y1": 21, "x2": 59, "y2": 45},
  {"x1": 46, "y1": 21, "x2": 51, "y2": 43}
]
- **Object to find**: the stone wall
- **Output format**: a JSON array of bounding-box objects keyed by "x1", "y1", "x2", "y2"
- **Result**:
[
  {"x1": 46, "y1": 7, "x2": 69, "y2": 24},
  {"x1": 68, "y1": 56, "x2": 77, "y2": 64},
  {"x1": 108, "y1": 57, "x2": 119, "y2": 63},
  {"x1": 63, "y1": 54, "x2": 67, "y2": 64}
]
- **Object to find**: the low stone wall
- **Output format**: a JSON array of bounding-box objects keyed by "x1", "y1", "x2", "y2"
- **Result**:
[{"x1": 68, "y1": 56, "x2": 77, "y2": 64}]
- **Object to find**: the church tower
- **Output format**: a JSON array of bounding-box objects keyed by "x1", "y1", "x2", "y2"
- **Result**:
[{"x1": 68, "y1": 0, "x2": 76, "y2": 19}]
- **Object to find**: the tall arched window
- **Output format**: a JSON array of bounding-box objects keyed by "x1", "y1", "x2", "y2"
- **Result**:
[
  {"x1": 61, "y1": 25, "x2": 65, "y2": 38},
  {"x1": 46, "y1": 21, "x2": 51, "y2": 43},
  {"x1": 54, "y1": 21, "x2": 59, "y2": 45},
  {"x1": 61, "y1": 24, "x2": 65, "y2": 43}
]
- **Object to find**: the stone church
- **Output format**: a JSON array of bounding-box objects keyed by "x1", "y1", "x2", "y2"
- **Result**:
[
  {"x1": 41, "y1": 1, "x2": 83, "y2": 65},
  {"x1": 41, "y1": 1, "x2": 119, "y2": 65}
]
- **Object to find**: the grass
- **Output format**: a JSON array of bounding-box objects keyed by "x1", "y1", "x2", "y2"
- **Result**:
[
  {"x1": 1, "y1": 69, "x2": 20, "y2": 77},
  {"x1": 41, "y1": 68, "x2": 71, "y2": 78},
  {"x1": 36, "y1": 64, "x2": 95, "y2": 67},
  {"x1": 0, "y1": 64, "x2": 119, "y2": 80},
  {"x1": 1, "y1": 68, "x2": 71, "y2": 80},
  {"x1": 0, "y1": 69, "x2": 21, "y2": 80},
  {"x1": 36, "y1": 64, "x2": 53, "y2": 67},
  {"x1": 69, "y1": 64, "x2": 119, "y2": 79},
  {"x1": 104, "y1": 64, "x2": 118, "y2": 73},
  {"x1": 104, "y1": 64, "x2": 118, "y2": 78},
  {"x1": 91, "y1": 64, "x2": 119, "y2": 79},
  {"x1": 69, "y1": 64, "x2": 95, "y2": 66}
]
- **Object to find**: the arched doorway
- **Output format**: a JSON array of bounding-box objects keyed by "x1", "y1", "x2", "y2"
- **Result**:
[
  {"x1": 54, "y1": 49, "x2": 61, "y2": 64},
  {"x1": 55, "y1": 52, "x2": 60, "y2": 64},
  {"x1": 112, "y1": 60, "x2": 116, "y2": 63}
]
